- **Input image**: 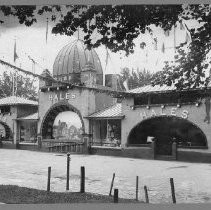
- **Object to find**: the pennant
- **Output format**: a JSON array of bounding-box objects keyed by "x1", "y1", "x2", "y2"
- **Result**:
[
  {"x1": 153, "y1": 38, "x2": 158, "y2": 50},
  {"x1": 123, "y1": 78, "x2": 129, "y2": 91},
  {"x1": 185, "y1": 32, "x2": 191, "y2": 44},
  {"x1": 46, "y1": 18, "x2": 49, "y2": 44},
  {"x1": 105, "y1": 47, "x2": 109, "y2": 67},
  {"x1": 180, "y1": 21, "x2": 185, "y2": 30},
  {"x1": 14, "y1": 40, "x2": 18, "y2": 63},
  {"x1": 164, "y1": 30, "x2": 170, "y2": 36},
  {"x1": 161, "y1": 42, "x2": 165, "y2": 53}
]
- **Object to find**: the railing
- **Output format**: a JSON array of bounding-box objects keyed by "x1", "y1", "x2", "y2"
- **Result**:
[
  {"x1": 42, "y1": 139, "x2": 84, "y2": 153},
  {"x1": 91, "y1": 139, "x2": 121, "y2": 147}
]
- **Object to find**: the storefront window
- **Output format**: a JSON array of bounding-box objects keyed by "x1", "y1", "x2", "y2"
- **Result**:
[{"x1": 92, "y1": 119, "x2": 121, "y2": 147}]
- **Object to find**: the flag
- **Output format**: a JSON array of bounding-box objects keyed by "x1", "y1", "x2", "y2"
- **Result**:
[
  {"x1": 161, "y1": 42, "x2": 165, "y2": 53},
  {"x1": 46, "y1": 18, "x2": 49, "y2": 44},
  {"x1": 14, "y1": 40, "x2": 18, "y2": 63}
]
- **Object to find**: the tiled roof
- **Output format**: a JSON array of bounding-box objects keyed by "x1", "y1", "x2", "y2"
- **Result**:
[
  {"x1": 0, "y1": 96, "x2": 38, "y2": 106},
  {"x1": 128, "y1": 82, "x2": 211, "y2": 94},
  {"x1": 17, "y1": 112, "x2": 38, "y2": 120},
  {"x1": 128, "y1": 84, "x2": 176, "y2": 94},
  {"x1": 87, "y1": 103, "x2": 124, "y2": 119}
]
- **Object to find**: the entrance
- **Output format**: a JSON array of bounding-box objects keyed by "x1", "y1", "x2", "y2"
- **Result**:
[
  {"x1": 40, "y1": 102, "x2": 85, "y2": 140},
  {"x1": 0, "y1": 121, "x2": 12, "y2": 141},
  {"x1": 128, "y1": 116, "x2": 207, "y2": 158}
]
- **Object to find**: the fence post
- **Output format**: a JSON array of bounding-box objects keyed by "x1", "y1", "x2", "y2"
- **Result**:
[
  {"x1": 144, "y1": 185, "x2": 149, "y2": 203},
  {"x1": 109, "y1": 173, "x2": 115, "y2": 196},
  {"x1": 66, "y1": 153, "x2": 70, "y2": 190},
  {"x1": 170, "y1": 178, "x2": 176, "y2": 203},
  {"x1": 136, "y1": 176, "x2": 139, "y2": 201},
  {"x1": 80, "y1": 166, "x2": 85, "y2": 193},
  {"x1": 47, "y1": 166, "x2": 51, "y2": 192},
  {"x1": 114, "y1": 189, "x2": 118, "y2": 203}
]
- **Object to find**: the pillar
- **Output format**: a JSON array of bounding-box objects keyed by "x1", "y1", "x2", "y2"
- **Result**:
[
  {"x1": 151, "y1": 141, "x2": 156, "y2": 159},
  {"x1": 13, "y1": 120, "x2": 18, "y2": 147},
  {"x1": 172, "y1": 142, "x2": 177, "y2": 160}
]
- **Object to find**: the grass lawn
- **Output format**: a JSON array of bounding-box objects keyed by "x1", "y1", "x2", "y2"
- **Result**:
[{"x1": 0, "y1": 185, "x2": 141, "y2": 204}]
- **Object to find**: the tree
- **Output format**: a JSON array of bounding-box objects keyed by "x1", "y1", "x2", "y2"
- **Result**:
[
  {"x1": 0, "y1": 5, "x2": 211, "y2": 89},
  {"x1": 0, "y1": 71, "x2": 38, "y2": 100},
  {"x1": 119, "y1": 67, "x2": 154, "y2": 90}
]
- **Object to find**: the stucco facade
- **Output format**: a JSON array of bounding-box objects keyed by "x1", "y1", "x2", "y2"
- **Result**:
[{"x1": 121, "y1": 97, "x2": 211, "y2": 152}]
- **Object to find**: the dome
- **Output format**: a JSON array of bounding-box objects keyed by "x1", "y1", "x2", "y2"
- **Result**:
[{"x1": 53, "y1": 39, "x2": 103, "y2": 84}]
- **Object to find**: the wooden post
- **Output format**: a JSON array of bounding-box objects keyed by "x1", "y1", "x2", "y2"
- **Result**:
[
  {"x1": 114, "y1": 189, "x2": 118, "y2": 203},
  {"x1": 136, "y1": 176, "x2": 139, "y2": 201},
  {"x1": 47, "y1": 166, "x2": 51, "y2": 192},
  {"x1": 109, "y1": 173, "x2": 115, "y2": 196},
  {"x1": 144, "y1": 186, "x2": 149, "y2": 203},
  {"x1": 80, "y1": 166, "x2": 85, "y2": 193},
  {"x1": 170, "y1": 178, "x2": 176, "y2": 203},
  {"x1": 66, "y1": 153, "x2": 70, "y2": 190}
]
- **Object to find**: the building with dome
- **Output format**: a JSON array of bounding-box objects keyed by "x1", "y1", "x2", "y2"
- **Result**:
[{"x1": 1, "y1": 38, "x2": 211, "y2": 163}]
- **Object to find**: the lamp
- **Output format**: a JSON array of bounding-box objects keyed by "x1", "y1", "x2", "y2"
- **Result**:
[
  {"x1": 130, "y1": 105, "x2": 135, "y2": 110},
  {"x1": 177, "y1": 104, "x2": 181, "y2": 108}
]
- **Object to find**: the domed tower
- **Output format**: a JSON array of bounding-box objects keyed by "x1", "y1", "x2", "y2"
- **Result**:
[{"x1": 53, "y1": 39, "x2": 103, "y2": 85}]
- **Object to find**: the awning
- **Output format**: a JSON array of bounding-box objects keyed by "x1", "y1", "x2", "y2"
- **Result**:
[
  {"x1": 86, "y1": 103, "x2": 124, "y2": 120},
  {"x1": 0, "y1": 96, "x2": 38, "y2": 106}
]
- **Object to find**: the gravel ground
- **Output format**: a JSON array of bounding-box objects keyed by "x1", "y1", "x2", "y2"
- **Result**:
[{"x1": 0, "y1": 149, "x2": 211, "y2": 203}]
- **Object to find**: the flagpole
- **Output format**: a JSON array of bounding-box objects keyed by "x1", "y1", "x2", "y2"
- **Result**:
[
  {"x1": 45, "y1": 17, "x2": 49, "y2": 70},
  {"x1": 103, "y1": 47, "x2": 108, "y2": 86},
  {"x1": 173, "y1": 24, "x2": 176, "y2": 63}
]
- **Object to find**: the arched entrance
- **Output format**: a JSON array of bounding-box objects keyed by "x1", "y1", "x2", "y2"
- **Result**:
[
  {"x1": 0, "y1": 121, "x2": 12, "y2": 140},
  {"x1": 128, "y1": 116, "x2": 207, "y2": 156},
  {"x1": 40, "y1": 101, "x2": 85, "y2": 140}
]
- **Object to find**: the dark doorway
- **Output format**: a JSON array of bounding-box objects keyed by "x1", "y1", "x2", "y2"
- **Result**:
[{"x1": 128, "y1": 116, "x2": 207, "y2": 156}]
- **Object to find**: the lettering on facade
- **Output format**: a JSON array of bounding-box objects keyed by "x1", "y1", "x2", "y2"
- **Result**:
[
  {"x1": 140, "y1": 107, "x2": 189, "y2": 119},
  {"x1": 49, "y1": 92, "x2": 76, "y2": 101}
]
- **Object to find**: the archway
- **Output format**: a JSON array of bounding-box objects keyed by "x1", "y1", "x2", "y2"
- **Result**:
[
  {"x1": 0, "y1": 121, "x2": 12, "y2": 140},
  {"x1": 40, "y1": 101, "x2": 85, "y2": 140},
  {"x1": 128, "y1": 116, "x2": 207, "y2": 156}
]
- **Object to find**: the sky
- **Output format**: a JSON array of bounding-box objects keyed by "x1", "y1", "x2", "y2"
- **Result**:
[
  {"x1": 53, "y1": 111, "x2": 82, "y2": 129},
  {"x1": 0, "y1": 7, "x2": 193, "y2": 78}
]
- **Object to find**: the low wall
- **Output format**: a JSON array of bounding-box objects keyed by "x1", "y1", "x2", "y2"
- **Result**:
[
  {"x1": 177, "y1": 149, "x2": 211, "y2": 163},
  {"x1": 17, "y1": 143, "x2": 38, "y2": 151},
  {"x1": 90, "y1": 146, "x2": 154, "y2": 159}
]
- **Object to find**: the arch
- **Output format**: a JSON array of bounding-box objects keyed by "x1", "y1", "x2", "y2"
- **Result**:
[
  {"x1": 0, "y1": 121, "x2": 12, "y2": 140},
  {"x1": 40, "y1": 101, "x2": 85, "y2": 139},
  {"x1": 127, "y1": 116, "x2": 208, "y2": 149}
]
